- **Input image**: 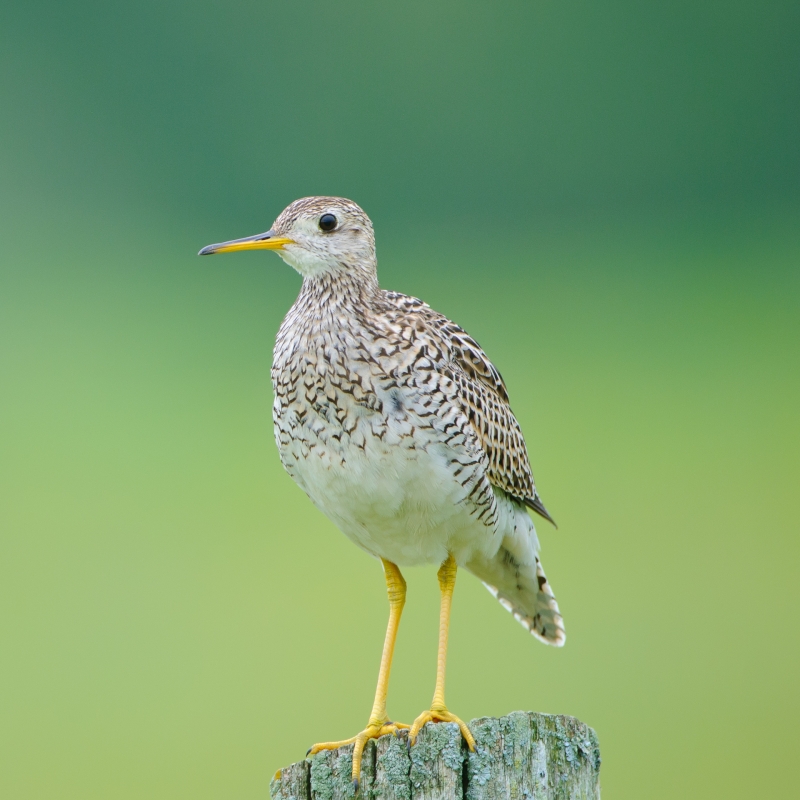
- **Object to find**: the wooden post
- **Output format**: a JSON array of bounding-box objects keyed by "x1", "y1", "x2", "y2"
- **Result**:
[{"x1": 271, "y1": 712, "x2": 600, "y2": 800}]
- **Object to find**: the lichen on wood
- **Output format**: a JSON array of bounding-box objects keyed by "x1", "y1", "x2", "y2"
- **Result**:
[{"x1": 271, "y1": 712, "x2": 600, "y2": 800}]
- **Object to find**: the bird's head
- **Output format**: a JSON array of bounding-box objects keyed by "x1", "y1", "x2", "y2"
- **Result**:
[{"x1": 199, "y1": 196, "x2": 377, "y2": 280}]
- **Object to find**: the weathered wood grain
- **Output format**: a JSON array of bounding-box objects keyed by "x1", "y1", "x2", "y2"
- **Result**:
[{"x1": 270, "y1": 712, "x2": 600, "y2": 800}]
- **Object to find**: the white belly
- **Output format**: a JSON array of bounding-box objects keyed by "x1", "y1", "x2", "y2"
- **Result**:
[{"x1": 277, "y1": 409, "x2": 505, "y2": 567}]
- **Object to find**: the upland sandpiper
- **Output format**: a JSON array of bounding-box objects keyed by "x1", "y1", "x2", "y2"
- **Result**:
[{"x1": 199, "y1": 197, "x2": 565, "y2": 785}]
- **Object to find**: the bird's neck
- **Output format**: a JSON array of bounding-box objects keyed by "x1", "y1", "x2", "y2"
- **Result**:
[{"x1": 296, "y1": 269, "x2": 380, "y2": 316}]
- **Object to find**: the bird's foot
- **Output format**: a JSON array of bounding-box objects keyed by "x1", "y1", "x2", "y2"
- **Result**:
[
  {"x1": 308, "y1": 719, "x2": 410, "y2": 784},
  {"x1": 409, "y1": 706, "x2": 476, "y2": 750}
]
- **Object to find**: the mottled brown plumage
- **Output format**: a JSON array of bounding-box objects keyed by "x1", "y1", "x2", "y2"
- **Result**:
[
  {"x1": 246, "y1": 197, "x2": 564, "y2": 645},
  {"x1": 200, "y1": 196, "x2": 565, "y2": 783}
]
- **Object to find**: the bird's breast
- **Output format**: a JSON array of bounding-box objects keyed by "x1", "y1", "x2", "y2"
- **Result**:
[
  {"x1": 270, "y1": 339, "x2": 500, "y2": 566},
  {"x1": 272, "y1": 350, "x2": 412, "y2": 460}
]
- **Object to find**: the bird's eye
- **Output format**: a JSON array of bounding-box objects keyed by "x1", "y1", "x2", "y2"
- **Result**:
[{"x1": 319, "y1": 213, "x2": 337, "y2": 232}]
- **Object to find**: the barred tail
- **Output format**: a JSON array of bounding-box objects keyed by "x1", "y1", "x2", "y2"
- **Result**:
[
  {"x1": 484, "y1": 556, "x2": 565, "y2": 646},
  {"x1": 469, "y1": 550, "x2": 566, "y2": 646}
]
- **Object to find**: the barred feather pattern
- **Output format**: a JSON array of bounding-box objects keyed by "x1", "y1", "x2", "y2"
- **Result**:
[
  {"x1": 480, "y1": 557, "x2": 565, "y2": 646},
  {"x1": 379, "y1": 290, "x2": 544, "y2": 531},
  {"x1": 382, "y1": 294, "x2": 551, "y2": 519},
  {"x1": 265, "y1": 196, "x2": 564, "y2": 643}
]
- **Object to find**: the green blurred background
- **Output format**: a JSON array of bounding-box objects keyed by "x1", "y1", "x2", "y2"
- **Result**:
[{"x1": 1, "y1": 2, "x2": 798, "y2": 797}]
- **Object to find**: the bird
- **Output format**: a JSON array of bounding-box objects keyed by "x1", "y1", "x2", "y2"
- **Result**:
[{"x1": 199, "y1": 197, "x2": 565, "y2": 786}]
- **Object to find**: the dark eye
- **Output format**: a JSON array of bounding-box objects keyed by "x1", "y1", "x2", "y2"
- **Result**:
[{"x1": 319, "y1": 213, "x2": 337, "y2": 232}]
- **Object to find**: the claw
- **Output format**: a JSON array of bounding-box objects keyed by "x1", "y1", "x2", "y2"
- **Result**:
[{"x1": 352, "y1": 777, "x2": 359, "y2": 793}]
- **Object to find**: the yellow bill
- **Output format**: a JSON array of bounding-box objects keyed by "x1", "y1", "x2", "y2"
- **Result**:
[{"x1": 198, "y1": 230, "x2": 294, "y2": 256}]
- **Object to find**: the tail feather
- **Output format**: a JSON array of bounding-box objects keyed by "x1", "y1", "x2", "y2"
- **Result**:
[
  {"x1": 466, "y1": 494, "x2": 565, "y2": 646},
  {"x1": 482, "y1": 556, "x2": 565, "y2": 646}
]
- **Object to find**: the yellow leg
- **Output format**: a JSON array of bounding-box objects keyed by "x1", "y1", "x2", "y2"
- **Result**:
[
  {"x1": 408, "y1": 554, "x2": 476, "y2": 751},
  {"x1": 308, "y1": 559, "x2": 410, "y2": 785}
]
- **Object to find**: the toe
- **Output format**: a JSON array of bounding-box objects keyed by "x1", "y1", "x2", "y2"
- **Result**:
[
  {"x1": 309, "y1": 721, "x2": 409, "y2": 784},
  {"x1": 308, "y1": 734, "x2": 359, "y2": 756},
  {"x1": 408, "y1": 708, "x2": 475, "y2": 750},
  {"x1": 450, "y1": 715, "x2": 476, "y2": 751},
  {"x1": 409, "y1": 710, "x2": 434, "y2": 744},
  {"x1": 379, "y1": 721, "x2": 410, "y2": 738}
]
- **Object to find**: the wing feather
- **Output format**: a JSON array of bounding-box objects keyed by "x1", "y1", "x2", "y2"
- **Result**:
[{"x1": 382, "y1": 291, "x2": 554, "y2": 524}]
